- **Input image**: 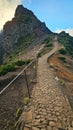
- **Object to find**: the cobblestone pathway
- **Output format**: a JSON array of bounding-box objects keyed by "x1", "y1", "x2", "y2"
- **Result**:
[{"x1": 18, "y1": 43, "x2": 73, "y2": 130}]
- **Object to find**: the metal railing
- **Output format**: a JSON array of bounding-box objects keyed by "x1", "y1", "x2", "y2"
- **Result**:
[
  {"x1": 0, "y1": 59, "x2": 37, "y2": 130},
  {"x1": 0, "y1": 39, "x2": 58, "y2": 130},
  {"x1": 0, "y1": 44, "x2": 44, "y2": 96},
  {"x1": 0, "y1": 59, "x2": 36, "y2": 96},
  {"x1": 0, "y1": 44, "x2": 45, "y2": 130}
]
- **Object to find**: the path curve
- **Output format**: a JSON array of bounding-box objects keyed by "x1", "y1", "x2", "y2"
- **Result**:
[{"x1": 19, "y1": 39, "x2": 73, "y2": 130}]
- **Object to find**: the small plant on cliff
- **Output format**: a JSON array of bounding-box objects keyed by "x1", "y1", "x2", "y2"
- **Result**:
[
  {"x1": 37, "y1": 49, "x2": 44, "y2": 58},
  {"x1": 58, "y1": 48, "x2": 66, "y2": 55},
  {"x1": 58, "y1": 56, "x2": 66, "y2": 63},
  {"x1": 23, "y1": 97, "x2": 29, "y2": 105},
  {"x1": 14, "y1": 59, "x2": 31, "y2": 66},
  {"x1": 60, "y1": 79, "x2": 65, "y2": 86},
  {"x1": 0, "y1": 64, "x2": 17, "y2": 76},
  {"x1": 15, "y1": 107, "x2": 22, "y2": 120},
  {"x1": 44, "y1": 36, "x2": 53, "y2": 48},
  {"x1": 45, "y1": 43, "x2": 53, "y2": 47},
  {"x1": 0, "y1": 59, "x2": 31, "y2": 76},
  {"x1": 49, "y1": 63, "x2": 55, "y2": 68}
]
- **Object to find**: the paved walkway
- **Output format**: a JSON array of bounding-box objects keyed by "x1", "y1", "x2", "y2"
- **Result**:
[{"x1": 18, "y1": 42, "x2": 73, "y2": 130}]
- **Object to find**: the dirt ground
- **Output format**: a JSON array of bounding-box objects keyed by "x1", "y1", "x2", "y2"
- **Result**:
[
  {"x1": 0, "y1": 61, "x2": 37, "y2": 130},
  {"x1": 49, "y1": 54, "x2": 73, "y2": 109}
]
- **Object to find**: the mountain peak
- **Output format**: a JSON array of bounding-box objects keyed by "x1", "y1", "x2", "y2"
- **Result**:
[
  {"x1": 15, "y1": 5, "x2": 33, "y2": 17},
  {"x1": 2, "y1": 4, "x2": 52, "y2": 59}
]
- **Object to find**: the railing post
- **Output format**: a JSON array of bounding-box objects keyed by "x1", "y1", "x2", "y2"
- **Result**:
[
  {"x1": 24, "y1": 70, "x2": 30, "y2": 98},
  {"x1": 35, "y1": 59, "x2": 37, "y2": 77}
]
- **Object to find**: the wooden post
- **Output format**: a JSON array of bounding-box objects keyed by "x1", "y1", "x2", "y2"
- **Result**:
[{"x1": 24, "y1": 70, "x2": 30, "y2": 98}]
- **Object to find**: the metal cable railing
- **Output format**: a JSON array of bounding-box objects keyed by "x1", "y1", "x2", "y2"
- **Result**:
[
  {"x1": 0, "y1": 44, "x2": 44, "y2": 96},
  {"x1": 0, "y1": 59, "x2": 35, "y2": 95}
]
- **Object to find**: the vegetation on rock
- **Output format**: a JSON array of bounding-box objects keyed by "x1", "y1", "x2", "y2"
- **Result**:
[
  {"x1": 44, "y1": 36, "x2": 53, "y2": 47},
  {"x1": 58, "y1": 31, "x2": 73, "y2": 58},
  {"x1": 58, "y1": 56, "x2": 66, "y2": 63},
  {"x1": 15, "y1": 33, "x2": 36, "y2": 50},
  {"x1": 58, "y1": 48, "x2": 66, "y2": 55},
  {"x1": 0, "y1": 59, "x2": 31, "y2": 76}
]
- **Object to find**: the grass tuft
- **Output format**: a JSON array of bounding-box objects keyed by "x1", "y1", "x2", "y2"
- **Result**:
[
  {"x1": 23, "y1": 97, "x2": 29, "y2": 105},
  {"x1": 0, "y1": 59, "x2": 31, "y2": 76}
]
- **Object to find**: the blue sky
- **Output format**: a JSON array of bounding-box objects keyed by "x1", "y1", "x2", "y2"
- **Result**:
[{"x1": 22, "y1": 0, "x2": 73, "y2": 34}]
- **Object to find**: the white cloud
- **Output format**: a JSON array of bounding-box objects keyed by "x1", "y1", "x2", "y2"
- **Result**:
[
  {"x1": 0, "y1": 0, "x2": 21, "y2": 30},
  {"x1": 0, "y1": 0, "x2": 32, "y2": 30},
  {"x1": 55, "y1": 28, "x2": 73, "y2": 37}
]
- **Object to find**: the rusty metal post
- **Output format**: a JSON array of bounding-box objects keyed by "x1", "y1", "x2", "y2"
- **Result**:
[
  {"x1": 24, "y1": 70, "x2": 30, "y2": 98},
  {"x1": 35, "y1": 59, "x2": 37, "y2": 77}
]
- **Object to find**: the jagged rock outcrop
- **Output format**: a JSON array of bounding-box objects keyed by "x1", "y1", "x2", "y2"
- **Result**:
[
  {"x1": 58, "y1": 31, "x2": 73, "y2": 56},
  {"x1": 3, "y1": 5, "x2": 52, "y2": 55},
  {"x1": 0, "y1": 32, "x2": 4, "y2": 64}
]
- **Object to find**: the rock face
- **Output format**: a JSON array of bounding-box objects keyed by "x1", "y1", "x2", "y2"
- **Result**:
[
  {"x1": 0, "y1": 33, "x2": 4, "y2": 64},
  {"x1": 58, "y1": 31, "x2": 73, "y2": 57},
  {"x1": 3, "y1": 5, "x2": 52, "y2": 55}
]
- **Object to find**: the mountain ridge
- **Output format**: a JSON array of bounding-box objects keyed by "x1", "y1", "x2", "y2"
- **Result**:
[
  {"x1": 3, "y1": 5, "x2": 52, "y2": 56},
  {"x1": 0, "y1": 5, "x2": 73, "y2": 64}
]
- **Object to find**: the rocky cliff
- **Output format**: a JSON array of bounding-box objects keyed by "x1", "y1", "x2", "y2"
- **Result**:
[
  {"x1": 58, "y1": 31, "x2": 73, "y2": 57},
  {"x1": 0, "y1": 32, "x2": 4, "y2": 64},
  {"x1": 3, "y1": 5, "x2": 52, "y2": 56}
]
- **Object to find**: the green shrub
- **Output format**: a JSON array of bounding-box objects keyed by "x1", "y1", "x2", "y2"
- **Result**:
[
  {"x1": 0, "y1": 67, "x2": 7, "y2": 75},
  {"x1": 58, "y1": 56, "x2": 66, "y2": 62},
  {"x1": 58, "y1": 31, "x2": 73, "y2": 56},
  {"x1": 0, "y1": 60, "x2": 31, "y2": 76},
  {"x1": 0, "y1": 64, "x2": 17, "y2": 76},
  {"x1": 37, "y1": 52, "x2": 41, "y2": 58},
  {"x1": 44, "y1": 36, "x2": 52, "y2": 43},
  {"x1": 59, "y1": 48, "x2": 66, "y2": 55},
  {"x1": 14, "y1": 59, "x2": 31, "y2": 66},
  {"x1": 71, "y1": 55, "x2": 73, "y2": 58},
  {"x1": 14, "y1": 60, "x2": 26, "y2": 66},
  {"x1": 23, "y1": 97, "x2": 29, "y2": 105},
  {"x1": 45, "y1": 43, "x2": 53, "y2": 47},
  {"x1": 24, "y1": 59, "x2": 31, "y2": 65},
  {"x1": 5, "y1": 65, "x2": 17, "y2": 71},
  {"x1": 37, "y1": 49, "x2": 44, "y2": 58},
  {"x1": 49, "y1": 63, "x2": 55, "y2": 68},
  {"x1": 15, "y1": 108, "x2": 22, "y2": 120},
  {"x1": 60, "y1": 79, "x2": 65, "y2": 86},
  {"x1": 9, "y1": 55, "x2": 13, "y2": 59},
  {"x1": 44, "y1": 36, "x2": 53, "y2": 48}
]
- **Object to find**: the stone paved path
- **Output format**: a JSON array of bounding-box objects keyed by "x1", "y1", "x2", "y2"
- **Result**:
[{"x1": 18, "y1": 42, "x2": 73, "y2": 130}]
